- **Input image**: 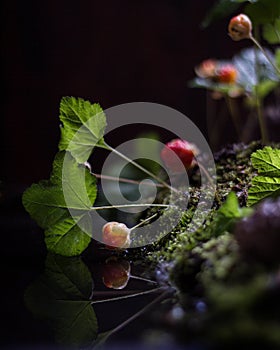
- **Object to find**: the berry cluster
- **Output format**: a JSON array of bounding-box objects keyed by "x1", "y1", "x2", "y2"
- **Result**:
[{"x1": 195, "y1": 60, "x2": 238, "y2": 85}]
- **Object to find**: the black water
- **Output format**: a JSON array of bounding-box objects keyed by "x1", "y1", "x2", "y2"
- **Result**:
[{"x1": 1, "y1": 183, "x2": 207, "y2": 350}]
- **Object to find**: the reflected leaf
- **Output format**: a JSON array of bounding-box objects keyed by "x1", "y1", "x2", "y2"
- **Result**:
[
  {"x1": 44, "y1": 253, "x2": 94, "y2": 299},
  {"x1": 24, "y1": 253, "x2": 97, "y2": 347}
]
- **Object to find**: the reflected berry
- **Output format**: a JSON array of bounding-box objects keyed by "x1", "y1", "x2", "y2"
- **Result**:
[{"x1": 102, "y1": 257, "x2": 131, "y2": 289}]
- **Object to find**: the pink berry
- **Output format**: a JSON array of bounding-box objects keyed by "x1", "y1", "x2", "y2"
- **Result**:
[
  {"x1": 160, "y1": 139, "x2": 197, "y2": 173},
  {"x1": 102, "y1": 257, "x2": 131, "y2": 289},
  {"x1": 228, "y1": 14, "x2": 252, "y2": 41},
  {"x1": 195, "y1": 59, "x2": 217, "y2": 79},
  {"x1": 102, "y1": 221, "x2": 131, "y2": 249}
]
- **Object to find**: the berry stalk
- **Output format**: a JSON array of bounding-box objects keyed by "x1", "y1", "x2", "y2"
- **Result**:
[
  {"x1": 104, "y1": 143, "x2": 180, "y2": 194},
  {"x1": 249, "y1": 35, "x2": 280, "y2": 77}
]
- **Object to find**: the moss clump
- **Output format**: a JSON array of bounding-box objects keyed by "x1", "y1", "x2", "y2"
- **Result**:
[
  {"x1": 146, "y1": 141, "x2": 280, "y2": 348},
  {"x1": 165, "y1": 229, "x2": 280, "y2": 348},
  {"x1": 111, "y1": 141, "x2": 280, "y2": 347},
  {"x1": 139, "y1": 141, "x2": 261, "y2": 264},
  {"x1": 126, "y1": 141, "x2": 280, "y2": 348}
]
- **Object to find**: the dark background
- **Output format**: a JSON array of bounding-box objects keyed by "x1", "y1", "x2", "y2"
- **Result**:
[
  {"x1": 2, "y1": 0, "x2": 244, "y2": 187},
  {"x1": 0, "y1": 1, "x2": 247, "y2": 348}
]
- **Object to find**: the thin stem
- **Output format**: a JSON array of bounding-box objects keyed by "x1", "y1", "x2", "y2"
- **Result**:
[
  {"x1": 255, "y1": 86, "x2": 268, "y2": 144},
  {"x1": 273, "y1": 22, "x2": 280, "y2": 43},
  {"x1": 250, "y1": 35, "x2": 280, "y2": 76},
  {"x1": 104, "y1": 143, "x2": 180, "y2": 194},
  {"x1": 224, "y1": 95, "x2": 242, "y2": 141},
  {"x1": 90, "y1": 286, "x2": 166, "y2": 304},
  {"x1": 251, "y1": 31, "x2": 269, "y2": 145},
  {"x1": 92, "y1": 172, "x2": 165, "y2": 188},
  {"x1": 130, "y1": 212, "x2": 158, "y2": 231},
  {"x1": 130, "y1": 275, "x2": 158, "y2": 284},
  {"x1": 197, "y1": 161, "x2": 215, "y2": 188},
  {"x1": 90, "y1": 203, "x2": 171, "y2": 211},
  {"x1": 94, "y1": 289, "x2": 171, "y2": 347}
]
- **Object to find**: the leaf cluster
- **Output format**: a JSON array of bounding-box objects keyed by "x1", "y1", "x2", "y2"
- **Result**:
[{"x1": 23, "y1": 97, "x2": 107, "y2": 256}]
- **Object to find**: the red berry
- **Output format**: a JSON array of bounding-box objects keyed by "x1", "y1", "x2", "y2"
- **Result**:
[
  {"x1": 102, "y1": 221, "x2": 131, "y2": 249},
  {"x1": 215, "y1": 64, "x2": 238, "y2": 84},
  {"x1": 102, "y1": 257, "x2": 131, "y2": 289},
  {"x1": 160, "y1": 139, "x2": 197, "y2": 173},
  {"x1": 228, "y1": 14, "x2": 252, "y2": 41}
]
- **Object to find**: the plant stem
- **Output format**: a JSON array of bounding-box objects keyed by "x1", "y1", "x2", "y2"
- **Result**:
[
  {"x1": 90, "y1": 286, "x2": 166, "y2": 304},
  {"x1": 93, "y1": 289, "x2": 172, "y2": 348},
  {"x1": 250, "y1": 35, "x2": 280, "y2": 76},
  {"x1": 103, "y1": 143, "x2": 180, "y2": 194},
  {"x1": 224, "y1": 95, "x2": 242, "y2": 141},
  {"x1": 91, "y1": 172, "x2": 165, "y2": 188},
  {"x1": 250, "y1": 29, "x2": 269, "y2": 145},
  {"x1": 130, "y1": 212, "x2": 158, "y2": 231},
  {"x1": 129, "y1": 275, "x2": 158, "y2": 284},
  {"x1": 90, "y1": 204, "x2": 171, "y2": 211},
  {"x1": 196, "y1": 161, "x2": 215, "y2": 188},
  {"x1": 254, "y1": 86, "x2": 268, "y2": 144}
]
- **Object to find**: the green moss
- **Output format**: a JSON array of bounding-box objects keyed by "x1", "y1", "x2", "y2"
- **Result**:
[
  {"x1": 138, "y1": 141, "x2": 260, "y2": 264},
  {"x1": 126, "y1": 141, "x2": 280, "y2": 347}
]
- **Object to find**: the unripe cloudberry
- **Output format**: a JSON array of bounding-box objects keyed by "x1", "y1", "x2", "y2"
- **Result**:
[
  {"x1": 195, "y1": 59, "x2": 217, "y2": 79},
  {"x1": 228, "y1": 14, "x2": 252, "y2": 41},
  {"x1": 102, "y1": 257, "x2": 131, "y2": 289},
  {"x1": 214, "y1": 64, "x2": 238, "y2": 84},
  {"x1": 160, "y1": 139, "x2": 198, "y2": 173},
  {"x1": 102, "y1": 221, "x2": 131, "y2": 249}
]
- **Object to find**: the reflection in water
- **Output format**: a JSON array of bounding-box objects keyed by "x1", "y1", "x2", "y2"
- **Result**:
[
  {"x1": 101, "y1": 257, "x2": 131, "y2": 290},
  {"x1": 24, "y1": 253, "x2": 170, "y2": 348}
]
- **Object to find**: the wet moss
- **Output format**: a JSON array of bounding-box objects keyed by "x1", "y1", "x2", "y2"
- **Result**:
[
  {"x1": 139, "y1": 141, "x2": 261, "y2": 263},
  {"x1": 126, "y1": 141, "x2": 280, "y2": 347}
]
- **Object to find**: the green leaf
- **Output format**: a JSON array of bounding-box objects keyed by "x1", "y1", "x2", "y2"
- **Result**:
[
  {"x1": 24, "y1": 253, "x2": 97, "y2": 347},
  {"x1": 263, "y1": 19, "x2": 280, "y2": 44},
  {"x1": 251, "y1": 147, "x2": 280, "y2": 177},
  {"x1": 275, "y1": 48, "x2": 280, "y2": 68},
  {"x1": 45, "y1": 214, "x2": 93, "y2": 256},
  {"x1": 244, "y1": 0, "x2": 280, "y2": 25},
  {"x1": 211, "y1": 192, "x2": 252, "y2": 236},
  {"x1": 248, "y1": 147, "x2": 280, "y2": 206},
  {"x1": 248, "y1": 176, "x2": 280, "y2": 205},
  {"x1": 201, "y1": 0, "x2": 242, "y2": 28},
  {"x1": 59, "y1": 96, "x2": 107, "y2": 163},
  {"x1": 255, "y1": 80, "x2": 279, "y2": 99},
  {"x1": 202, "y1": 0, "x2": 279, "y2": 28},
  {"x1": 233, "y1": 48, "x2": 279, "y2": 94},
  {"x1": 22, "y1": 151, "x2": 96, "y2": 256},
  {"x1": 44, "y1": 253, "x2": 93, "y2": 299}
]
